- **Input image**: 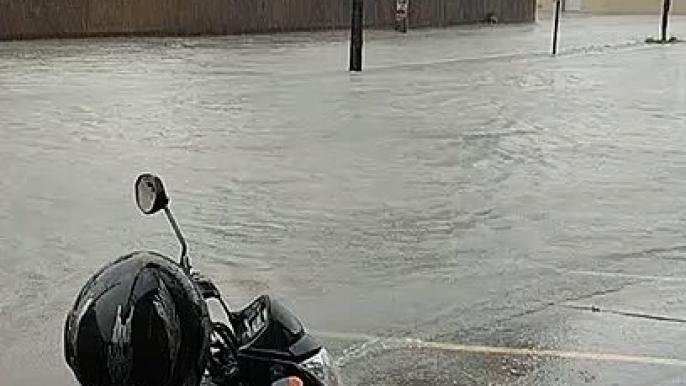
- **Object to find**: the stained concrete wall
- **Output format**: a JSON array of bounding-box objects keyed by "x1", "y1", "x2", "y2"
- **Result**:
[
  {"x1": 537, "y1": 0, "x2": 686, "y2": 14},
  {"x1": 0, "y1": 0, "x2": 536, "y2": 40}
]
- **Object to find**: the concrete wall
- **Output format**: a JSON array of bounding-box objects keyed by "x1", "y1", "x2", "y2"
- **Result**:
[
  {"x1": 538, "y1": 0, "x2": 556, "y2": 12},
  {"x1": 0, "y1": 0, "x2": 536, "y2": 40},
  {"x1": 537, "y1": 0, "x2": 686, "y2": 14},
  {"x1": 583, "y1": 0, "x2": 686, "y2": 14}
]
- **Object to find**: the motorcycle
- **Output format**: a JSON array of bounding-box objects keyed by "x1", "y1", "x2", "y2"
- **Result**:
[{"x1": 133, "y1": 173, "x2": 340, "y2": 386}]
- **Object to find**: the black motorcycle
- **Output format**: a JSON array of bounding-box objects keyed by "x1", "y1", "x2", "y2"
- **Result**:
[{"x1": 134, "y1": 173, "x2": 340, "y2": 386}]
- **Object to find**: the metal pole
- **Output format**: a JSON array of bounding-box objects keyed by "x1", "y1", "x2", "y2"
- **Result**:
[
  {"x1": 661, "y1": 0, "x2": 672, "y2": 42},
  {"x1": 349, "y1": 0, "x2": 364, "y2": 71},
  {"x1": 552, "y1": 0, "x2": 562, "y2": 55},
  {"x1": 395, "y1": 0, "x2": 409, "y2": 33},
  {"x1": 164, "y1": 207, "x2": 189, "y2": 270}
]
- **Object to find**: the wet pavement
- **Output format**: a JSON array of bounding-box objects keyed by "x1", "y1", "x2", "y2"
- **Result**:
[{"x1": 3, "y1": 13, "x2": 686, "y2": 386}]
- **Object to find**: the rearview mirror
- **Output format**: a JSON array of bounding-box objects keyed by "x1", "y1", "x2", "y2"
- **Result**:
[{"x1": 134, "y1": 173, "x2": 169, "y2": 215}]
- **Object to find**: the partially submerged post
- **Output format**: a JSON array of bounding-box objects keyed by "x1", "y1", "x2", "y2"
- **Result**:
[
  {"x1": 552, "y1": 0, "x2": 562, "y2": 55},
  {"x1": 395, "y1": 0, "x2": 409, "y2": 33},
  {"x1": 349, "y1": 0, "x2": 364, "y2": 71},
  {"x1": 661, "y1": 0, "x2": 672, "y2": 43}
]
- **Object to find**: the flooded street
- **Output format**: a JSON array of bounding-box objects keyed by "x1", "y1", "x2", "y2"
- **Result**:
[{"x1": 3, "y1": 14, "x2": 686, "y2": 385}]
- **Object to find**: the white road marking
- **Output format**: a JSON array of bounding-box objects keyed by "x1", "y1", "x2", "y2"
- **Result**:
[
  {"x1": 562, "y1": 269, "x2": 686, "y2": 283},
  {"x1": 316, "y1": 331, "x2": 686, "y2": 367}
]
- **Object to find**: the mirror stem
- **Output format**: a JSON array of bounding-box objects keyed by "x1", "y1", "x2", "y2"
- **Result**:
[{"x1": 164, "y1": 207, "x2": 189, "y2": 270}]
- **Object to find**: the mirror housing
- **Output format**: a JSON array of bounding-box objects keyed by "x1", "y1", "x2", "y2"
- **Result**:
[{"x1": 135, "y1": 173, "x2": 169, "y2": 215}]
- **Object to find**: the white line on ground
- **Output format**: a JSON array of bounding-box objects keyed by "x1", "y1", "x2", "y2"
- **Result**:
[
  {"x1": 316, "y1": 331, "x2": 686, "y2": 367},
  {"x1": 563, "y1": 269, "x2": 686, "y2": 283}
]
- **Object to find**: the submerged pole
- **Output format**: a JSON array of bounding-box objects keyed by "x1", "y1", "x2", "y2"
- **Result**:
[
  {"x1": 552, "y1": 0, "x2": 562, "y2": 55},
  {"x1": 661, "y1": 0, "x2": 672, "y2": 42},
  {"x1": 395, "y1": 0, "x2": 409, "y2": 33},
  {"x1": 349, "y1": 0, "x2": 364, "y2": 71}
]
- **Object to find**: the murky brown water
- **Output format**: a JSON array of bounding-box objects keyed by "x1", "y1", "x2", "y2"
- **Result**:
[{"x1": 3, "y1": 15, "x2": 686, "y2": 386}]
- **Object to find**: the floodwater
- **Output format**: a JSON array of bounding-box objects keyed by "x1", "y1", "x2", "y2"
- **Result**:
[{"x1": 3, "y1": 14, "x2": 686, "y2": 386}]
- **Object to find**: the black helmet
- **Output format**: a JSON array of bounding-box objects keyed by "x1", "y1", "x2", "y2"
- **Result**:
[{"x1": 64, "y1": 251, "x2": 211, "y2": 386}]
